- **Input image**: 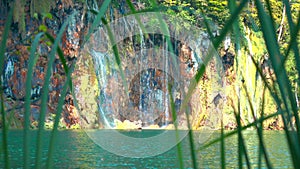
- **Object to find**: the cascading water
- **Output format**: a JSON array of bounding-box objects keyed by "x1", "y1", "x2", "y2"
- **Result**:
[
  {"x1": 74, "y1": 11, "x2": 225, "y2": 158},
  {"x1": 77, "y1": 12, "x2": 224, "y2": 131}
]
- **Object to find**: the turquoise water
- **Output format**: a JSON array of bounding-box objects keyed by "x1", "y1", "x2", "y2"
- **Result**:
[{"x1": 0, "y1": 130, "x2": 293, "y2": 168}]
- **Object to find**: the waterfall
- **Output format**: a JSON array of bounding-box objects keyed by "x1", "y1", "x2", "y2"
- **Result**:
[
  {"x1": 79, "y1": 12, "x2": 224, "y2": 130},
  {"x1": 138, "y1": 26, "x2": 144, "y2": 122},
  {"x1": 164, "y1": 36, "x2": 169, "y2": 126},
  {"x1": 91, "y1": 50, "x2": 113, "y2": 127},
  {"x1": 2, "y1": 55, "x2": 14, "y2": 98}
]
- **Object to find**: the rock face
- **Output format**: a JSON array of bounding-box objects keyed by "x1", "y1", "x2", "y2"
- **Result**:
[
  {"x1": 0, "y1": 0, "x2": 134, "y2": 129},
  {"x1": 0, "y1": 0, "x2": 92, "y2": 128},
  {"x1": 1, "y1": 1, "x2": 223, "y2": 129},
  {"x1": 83, "y1": 10, "x2": 223, "y2": 129}
]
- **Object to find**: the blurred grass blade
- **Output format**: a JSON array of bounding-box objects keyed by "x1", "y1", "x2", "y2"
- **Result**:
[
  {"x1": 44, "y1": 30, "x2": 74, "y2": 169},
  {"x1": 283, "y1": 0, "x2": 300, "y2": 106},
  {"x1": 199, "y1": 8, "x2": 214, "y2": 40},
  {"x1": 44, "y1": 33, "x2": 73, "y2": 91},
  {"x1": 44, "y1": 32, "x2": 69, "y2": 74},
  {"x1": 254, "y1": 0, "x2": 300, "y2": 167},
  {"x1": 258, "y1": 85, "x2": 267, "y2": 169},
  {"x1": 199, "y1": 53, "x2": 291, "y2": 165},
  {"x1": 0, "y1": 5, "x2": 13, "y2": 169},
  {"x1": 213, "y1": 0, "x2": 248, "y2": 50},
  {"x1": 147, "y1": 5, "x2": 188, "y2": 168},
  {"x1": 241, "y1": 133, "x2": 251, "y2": 169},
  {"x1": 35, "y1": 12, "x2": 76, "y2": 169},
  {"x1": 250, "y1": 46, "x2": 296, "y2": 168},
  {"x1": 254, "y1": 0, "x2": 293, "y2": 125},
  {"x1": 242, "y1": 82, "x2": 273, "y2": 168},
  {"x1": 180, "y1": 0, "x2": 249, "y2": 114},
  {"x1": 168, "y1": 84, "x2": 184, "y2": 169},
  {"x1": 85, "y1": 0, "x2": 111, "y2": 42},
  {"x1": 277, "y1": 12, "x2": 300, "y2": 86},
  {"x1": 101, "y1": 18, "x2": 128, "y2": 95},
  {"x1": 282, "y1": 0, "x2": 296, "y2": 32},
  {"x1": 236, "y1": 99, "x2": 242, "y2": 169},
  {"x1": 125, "y1": 0, "x2": 149, "y2": 39},
  {"x1": 199, "y1": 111, "x2": 281, "y2": 150},
  {"x1": 24, "y1": 32, "x2": 44, "y2": 169},
  {"x1": 148, "y1": 0, "x2": 174, "y2": 54},
  {"x1": 185, "y1": 107, "x2": 198, "y2": 169},
  {"x1": 221, "y1": 120, "x2": 225, "y2": 169},
  {"x1": 46, "y1": 65, "x2": 74, "y2": 169},
  {"x1": 264, "y1": 0, "x2": 277, "y2": 32},
  {"x1": 228, "y1": 0, "x2": 241, "y2": 53},
  {"x1": 283, "y1": 12, "x2": 300, "y2": 62},
  {"x1": 250, "y1": 54, "x2": 296, "y2": 154},
  {"x1": 227, "y1": 0, "x2": 244, "y2": 166},
  {"x1": 148, "y1": 0, "x2": 178, "y2": 75},
  {"x1": 235, "y1": 97, "x2": 251, "y2": 168},
  {"x1": 229, "y1": 87, "x2": 251, "y2": 168}
]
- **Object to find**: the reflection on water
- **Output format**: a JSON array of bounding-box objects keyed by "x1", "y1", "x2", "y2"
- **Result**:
[{"x1": 0, "y1": 130, "x2": 293, "y2": 168}]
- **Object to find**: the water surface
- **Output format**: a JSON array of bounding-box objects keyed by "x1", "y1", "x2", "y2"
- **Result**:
[{"x1": 0, "y1": 130, "x2": 293, "y2": 168}]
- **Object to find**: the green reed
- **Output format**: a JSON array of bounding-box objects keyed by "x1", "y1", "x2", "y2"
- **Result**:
[
  {"x1": 201, "y1": 0, "x2": 300, "y2": 168},
  {"x1": 0, "y1": 5, "x2": 13, "y2": 169},
  {"x1": 24, "y1": 32, "x2": 44, "y2": 169},
  {"x1": 256, "y1": 0, "x2": 300, "y2": 167}
]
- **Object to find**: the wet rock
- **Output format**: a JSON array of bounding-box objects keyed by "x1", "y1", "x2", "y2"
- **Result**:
[{"x1": 0, "y1": 0, "x2": 96, "y2": 128}]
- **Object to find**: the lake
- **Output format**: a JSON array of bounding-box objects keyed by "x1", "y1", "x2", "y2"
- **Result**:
[{"x1": 0, "y1": 130, "x2": 293, "y2": 168}]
